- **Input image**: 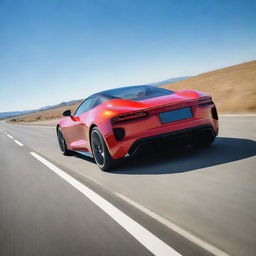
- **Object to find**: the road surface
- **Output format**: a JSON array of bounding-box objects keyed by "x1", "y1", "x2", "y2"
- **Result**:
[{"x1": 0, "y1": 116, "x2": 255, "y2": 256}]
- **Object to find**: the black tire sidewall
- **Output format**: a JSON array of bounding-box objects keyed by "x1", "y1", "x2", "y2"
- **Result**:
[{"x1": 91, "y1": 127, "x2": 115, "y2": 171}]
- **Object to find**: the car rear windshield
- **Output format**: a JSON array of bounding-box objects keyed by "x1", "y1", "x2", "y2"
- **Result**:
[{"x1": 101, "y1": 85, "x2": 174, "y2": 101}]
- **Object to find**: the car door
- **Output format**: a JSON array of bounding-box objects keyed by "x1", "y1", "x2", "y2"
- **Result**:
[{"x1": 62, "y1": 98, "x2": 97, "y2": 152}]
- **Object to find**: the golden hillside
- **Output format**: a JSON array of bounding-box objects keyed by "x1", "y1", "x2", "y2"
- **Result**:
[{"x1": 162, "y1": 60, "x2": 256, "y2": 113}]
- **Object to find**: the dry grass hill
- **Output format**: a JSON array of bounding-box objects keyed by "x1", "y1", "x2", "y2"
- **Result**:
[{"x1": 162, "y1": 60, "x2": 256, "y2": 113}]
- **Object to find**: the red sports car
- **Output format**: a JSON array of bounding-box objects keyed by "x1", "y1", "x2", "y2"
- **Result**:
[{"x1": 57, "y1": 85, "x2": 218, "y2": 171}]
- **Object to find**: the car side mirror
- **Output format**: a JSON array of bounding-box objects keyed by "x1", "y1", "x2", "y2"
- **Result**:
[{"x1": 63, "y1": 110, "x2": 71, "y2": 117}]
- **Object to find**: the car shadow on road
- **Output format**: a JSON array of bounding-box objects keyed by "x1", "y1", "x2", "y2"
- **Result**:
[
  {"x1": 72, "y1": 152, "x2": 95, "y2": 163},
  {"x1": 111, "y1": 137, "x2": 256, "y2": 175}
]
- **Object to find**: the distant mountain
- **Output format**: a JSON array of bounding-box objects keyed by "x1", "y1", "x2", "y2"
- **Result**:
[
  {"x1": 0, "y1": 110, "x2": 33, "y2": 120},
  {"x1": 0, "y1": 99, "x2": 82, "y2": 120},
  {"x1": 37, "y1": 100, "x2": 82, "y2": 112},
  {"x1": 149, "y1": 76, "x2": 192, "y2": 87}
]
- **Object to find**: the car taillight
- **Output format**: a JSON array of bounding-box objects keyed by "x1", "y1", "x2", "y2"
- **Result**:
[
  {"x1": 198, "y1": 97, "x2": 213, "y2": 107},
  {"x1": 111, "y1": 112, "x2": 148, "y2": 124},
  {"x1": 198, "y1": 97, "x2": 211, "y2": 103}
]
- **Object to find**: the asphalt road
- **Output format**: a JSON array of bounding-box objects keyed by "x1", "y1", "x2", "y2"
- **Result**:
[{"x1": 0, "y1": 116, "x2": 255, "y2": 256}]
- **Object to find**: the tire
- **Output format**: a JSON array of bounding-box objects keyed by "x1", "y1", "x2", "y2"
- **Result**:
[
  {"x1": 90, "y1": 127, "x2": 117, "y2": 171},
  {"x1": 191, "y1": 128, "x2": 216, "y2": 147},
  {"x1": 57, "y1": 127, "x2": 72, "y2": 155}
]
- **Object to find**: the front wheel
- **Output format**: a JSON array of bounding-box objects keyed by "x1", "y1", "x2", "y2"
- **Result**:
[{"x1": 91, "y1": 127, "x2": 117, "y2": 171}]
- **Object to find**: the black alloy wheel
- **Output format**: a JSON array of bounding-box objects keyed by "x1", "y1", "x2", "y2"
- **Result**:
[{"x1": 91, "y1": 127, "x2": 117, "y2": 171}]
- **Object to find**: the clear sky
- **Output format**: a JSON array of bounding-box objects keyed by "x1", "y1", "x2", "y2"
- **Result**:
[{"x1": 0, "y1": 0, "x2": 255, "y2": 112}]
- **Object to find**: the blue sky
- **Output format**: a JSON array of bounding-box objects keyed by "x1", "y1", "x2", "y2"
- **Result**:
[{"x1": 0, "y1": 0, "x2": 255, "y2": 112}]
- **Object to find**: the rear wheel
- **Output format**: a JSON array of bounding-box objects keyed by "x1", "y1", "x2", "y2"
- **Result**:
[
  {"x1": 57, "y1": 127, "x2": 72, "y2": 155},
  {"x1": 191, "y1": 128, "x2": 216, "y2": 147},
  {"x1": 91, "y1": 127, "x2": 117, "y2": 171}
]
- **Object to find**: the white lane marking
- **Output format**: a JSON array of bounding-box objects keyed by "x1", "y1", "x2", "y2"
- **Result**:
[
  {"x1": 14, "y1": 140, "x2": 24, "y2": 146},
  {"x1": 115, "y1": 193, "x2": 230, "y2": 256},
  {"x1": 7, "y1": 134, "x2": 14, "y2": 139},
  {"x1": 220, "y1": 114, "x2": 256, "y2": 117},
  {"x1": 30, "y1": 152, "x2": 181, "y2": 256},
  {"x1": 14, "y1": 125, "x2": 55, "y2": 129}
]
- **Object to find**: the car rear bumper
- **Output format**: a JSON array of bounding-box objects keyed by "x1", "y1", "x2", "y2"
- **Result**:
[{"x1": 127, "y1": 124, "x2": 216, "y2": 157}]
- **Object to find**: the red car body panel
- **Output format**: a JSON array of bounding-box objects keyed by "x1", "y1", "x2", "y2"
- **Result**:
[{"x1": 57, "y1": 89, "x2": 219, "y2": 159}]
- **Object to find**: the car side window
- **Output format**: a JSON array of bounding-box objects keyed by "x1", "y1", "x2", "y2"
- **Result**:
[{"x1": 74, "y1": 98, "x2": 97, "y2": 116}]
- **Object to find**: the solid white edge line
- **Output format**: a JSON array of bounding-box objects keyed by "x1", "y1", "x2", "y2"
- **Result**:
[
  {"x1": 115, "y1": 193, "x2": 230, "y2": 256},
  {"x1": 7, "y1": 134, "x2": 14, "y2": 139},
  {"x1": 220, "y1": 114, "x2": 256, "y2": 117},
  {"x1": 29, "y1": 152, "x2": 181, "y2": 256},
  {"x1": 14, "y1": 124, "x2": 55, "y2": 128},
  {"x1": 14, "y1": 140, "x2": 24, "y2": 146}
]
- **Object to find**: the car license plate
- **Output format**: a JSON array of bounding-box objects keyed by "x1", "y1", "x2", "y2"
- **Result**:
[{"x1": 159, "y1": 107, "x2": 193, "y2": 124}]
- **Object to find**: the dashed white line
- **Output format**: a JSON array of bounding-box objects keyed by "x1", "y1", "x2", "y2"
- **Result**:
[
  {"x1": 30, "y1": 151, "x2": 181, "y2": 256},
  {"x1": 14, "y1": 140, "x2": 24, "y2": 146},
  {"x1": 7, "y1": 134, "x2": 14, "y2": 139},
  {"x1": 4, "y1": 132, "x2": 24, "y2": 146}
]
